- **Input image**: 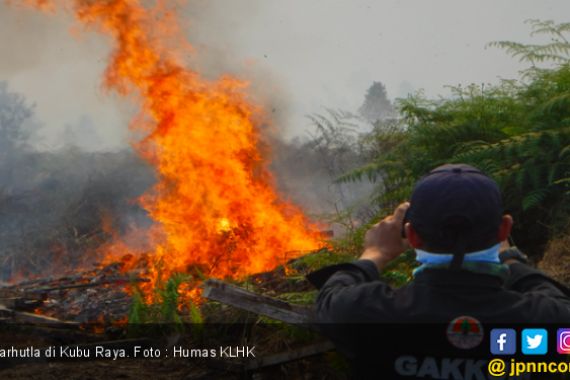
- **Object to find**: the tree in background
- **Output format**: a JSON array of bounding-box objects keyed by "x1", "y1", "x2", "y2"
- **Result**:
[
  {"x1": 271, "y1": 109, "x2": 376, "y2": 245},
  {"x1": 0, "y1": 82, "x2": 37, "y2": 157},
  {"x1": 358, "y1": 81, "x2": 395, "y2": 123},
  {"x1": 0, "y1": 82, "x2": 155, "y2": 281},
  {"x1": 342, "y1": 20, "x2": 570, "y2": 258},
  {"x1": 0, "y1": 82, "x2": 40, "y2": 196}
]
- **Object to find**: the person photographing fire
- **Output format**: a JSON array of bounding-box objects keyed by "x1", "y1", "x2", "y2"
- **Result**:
[{"x1": 309, "y1": 164, "x2": 570, "y2": 379}]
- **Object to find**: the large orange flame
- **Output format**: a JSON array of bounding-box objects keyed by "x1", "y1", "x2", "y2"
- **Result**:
[{"x1": 20, "y1": 0, "x2": 322, "y2": 299}]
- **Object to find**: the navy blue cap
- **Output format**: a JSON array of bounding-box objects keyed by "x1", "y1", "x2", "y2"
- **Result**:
[{"x1": 407, "y1": 164, "x2": 503, "y2": 259}]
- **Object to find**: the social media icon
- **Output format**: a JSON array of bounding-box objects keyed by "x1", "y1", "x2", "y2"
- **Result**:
[
  {"x1": 557, "y1": 328, "x2": 570, "y2": 354},
  {"x1": 522, "y1": 329, "x2": 548, "y2": 355},
  {"x1": 490, "y1": 329, "x2": 516, "y2": 355}
]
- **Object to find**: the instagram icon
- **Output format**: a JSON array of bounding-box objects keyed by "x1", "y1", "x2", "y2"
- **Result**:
[{"x1": 557, "y1": 329, "x2": 570, "y2": 354}]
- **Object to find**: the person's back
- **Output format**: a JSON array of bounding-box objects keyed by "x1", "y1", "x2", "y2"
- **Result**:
[{"x1": 310, "y1": 164, "x2": 570, "y2": 379}]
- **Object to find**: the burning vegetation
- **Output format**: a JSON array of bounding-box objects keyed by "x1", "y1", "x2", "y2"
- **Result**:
[
  {"x1": 11, "y1": 0, "x2": 323, "y2": 308},
  {"x1": 0, "y1": 3, "x2": 569, "y2": 378}
]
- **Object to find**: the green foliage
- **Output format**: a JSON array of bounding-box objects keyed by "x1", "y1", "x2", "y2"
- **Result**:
[
  {"x1": 335, "y1": 118, "x2": 410, "y2": 214},
  {"x1": 340, "y1": 20, "x2": 570, "y2": 255},
  {"x1": 381, "y1": 250, "x2": 416, "y2": 287},
  {"x1": 188, "y1": 301, "x2": 204, "y2": 325},
  {"x1": 128, "y1": 289, "x2": 148, "y2": 324},
  {"x1": 158, "y1": 273, "x2": 187, "y2": 324},
  {"x1": 488, "y1": 19, "x2": 570, "y2": 66},
  {"x1": 276, "y1": 290, "x2": 318, "y2": 305},
  {"x1": 128, "y1": 273, "x2": 202, "y2": 327}
]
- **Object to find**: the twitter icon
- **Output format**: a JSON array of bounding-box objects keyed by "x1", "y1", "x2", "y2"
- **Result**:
[{"x1": 522, "y1": 329, "x2": 548, "y2": 355}]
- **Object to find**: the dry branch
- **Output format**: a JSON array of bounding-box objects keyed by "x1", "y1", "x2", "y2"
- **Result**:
[
  {"x1": 0, "y1": 305, "x2": 79, "y2": 326},
  {"x1": 25, "y1": 277, "x2": 149, "y2": 294},
  {"x1": 0, "y1": 296, "x2": 44, "y2": 310}
]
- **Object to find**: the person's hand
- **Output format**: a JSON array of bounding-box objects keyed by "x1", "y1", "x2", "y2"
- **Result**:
[
  {"x1": 499, "y1": 239, "x2": 510, "y2": 253},
  {"x1": 498, "y1": 238, "x2": 525, "y2": 265},
  {"x1": 359, "y1": 202, "x2": 410, "y2": 270}
]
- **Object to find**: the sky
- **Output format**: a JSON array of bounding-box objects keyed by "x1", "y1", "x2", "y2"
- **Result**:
[{"x1": 1, "y1": 0, "x2": 569, "y2": 149}]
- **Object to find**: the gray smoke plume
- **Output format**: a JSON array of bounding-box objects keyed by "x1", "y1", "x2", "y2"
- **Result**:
[
  {"x1": 0, "y1": 82, "x2": 155, "y2": 281},
  {"x1": 0, "y1": 2, "x2": 378, "y2": 282},
  {"x1": 180, "y1": 1, "x2": 376, "y2": 228}
]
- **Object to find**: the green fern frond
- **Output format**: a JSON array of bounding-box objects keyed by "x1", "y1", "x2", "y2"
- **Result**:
[
  {"x1": 522, "y1": 188, "x2": 550, "y2": 210},
  {"x1": 489, "y1": 20, "x2": 570, "y2": 65},
  {"x1": 335, "y1": 162, "x2": 384, "y2": 183}
]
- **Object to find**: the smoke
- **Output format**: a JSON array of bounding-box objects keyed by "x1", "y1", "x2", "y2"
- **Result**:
[
  {"x1": 0, "y1": 2, "x2": 287, "y2": 281},
  {"x1": 178, "y1": 1, "x2": 372, "y2": 223},
  {"x1": 0, "y1": 1, "x2": 373, "y2": 282},
  {"x1": 0, "y1": 144, "x2": 155, "y2": 281},
  {"x1": 270, "y1": 135, "x2": 376, "y2": 233},
  {"x1": 0, "y1": 5, "x2": 147, "y2": 280},
  {"x1": 0, "y1": 1, "x2": 291, "y2": 146},
  {"x1": 0, "y1": 3, "x2": 131, "y2": 152},
  {"x1": 0, "y1": 80, "x2": 155, "y2": 281},
  {"x1": 179, "y1": 1, "x2": 294, "y2": 137},
  {"x1": 177, "y1": 1, "x2": 377, "y2": 228},
  {"x1": 0, "y1": 7, "x2": 52, "y2": 73}
]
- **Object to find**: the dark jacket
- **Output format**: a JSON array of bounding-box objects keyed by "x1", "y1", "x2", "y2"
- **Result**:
[{"x1": 309, "y1": 252, "x2": 570, "y2": 379}]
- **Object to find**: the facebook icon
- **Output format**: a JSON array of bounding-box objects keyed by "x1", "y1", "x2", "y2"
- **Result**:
[{"x1": 491, "y1": 329, "x2": 517, "y2": 355}]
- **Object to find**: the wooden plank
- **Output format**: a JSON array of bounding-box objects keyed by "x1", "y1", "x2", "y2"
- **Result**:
[
  {"x1": 202, "y1": 279, "x2": 312, "y2": 324},
  {"x1": 0, "y1": 305, "x2": 79, "y2": 327},
  {"x1": 12, "y1": 311, "x2": 80, "y2": 326},
  {"x1": 25, "y1": 277, "x2": 149, "y2": 294},
  {"x1": 0, "y1": 297, "x2": 44, "y2": 311}
]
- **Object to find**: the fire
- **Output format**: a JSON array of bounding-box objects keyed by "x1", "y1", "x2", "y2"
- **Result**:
[{"x1": 19, "y1": 1, "x2": 322, "y2": 301}]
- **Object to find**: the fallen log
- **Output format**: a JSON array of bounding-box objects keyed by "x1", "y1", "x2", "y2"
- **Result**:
[
  {"x1": 202, "y1": 279, "x2": 339, "y2": 373},
  {"x1": 24, "y1": 277, "x2": 149, "y2": 294},
  {"x1": 202, "y1": 279, "x2": 313, "y2": 324},
  {"x1": 0, "y1": 296, "x2": 44, "y2": 311},
  {"x1": 0, "y1": 305, "x2": 79, "y2": 327}
]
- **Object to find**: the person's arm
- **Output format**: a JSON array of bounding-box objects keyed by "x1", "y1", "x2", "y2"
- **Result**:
[
  {"x1": 313, "y1": 259, "x2": 391, "y2": 323},
  {"x1": 311, "y1": 203, "x2": 410, "y2": 324},
  {"x1": 309, "y1": 204, "x2": 410, "y2": 357}
]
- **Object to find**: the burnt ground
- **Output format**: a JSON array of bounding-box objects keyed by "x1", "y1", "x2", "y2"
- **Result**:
[
  {"x1": 0, "y1": 252, "x2": 348, "y2": 380},
  {"x1": 7, "y1": 245, "x2": 569, "y2": 380}
]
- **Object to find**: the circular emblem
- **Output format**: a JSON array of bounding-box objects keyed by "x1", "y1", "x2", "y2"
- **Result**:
[{"x1": 446, "y1": 315, "x2": 484, "y2": 350}]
